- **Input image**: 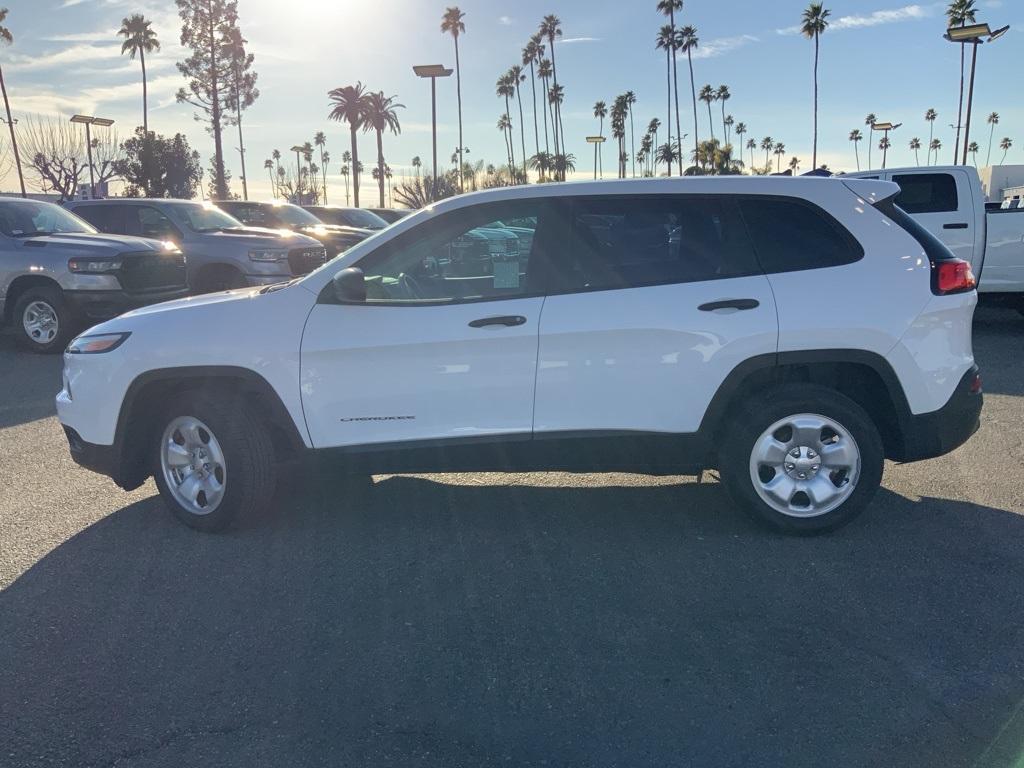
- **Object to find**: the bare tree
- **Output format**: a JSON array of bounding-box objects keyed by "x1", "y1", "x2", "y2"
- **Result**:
[{"x1": 17, "y1": 114, "x2": 120, "y2": 200}]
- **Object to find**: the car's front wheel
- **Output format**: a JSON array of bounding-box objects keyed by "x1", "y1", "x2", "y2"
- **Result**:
[
  {"x1": 153, "y1": 394, "x2": 276, "y2": 531},
  {"x1": 718, "y1": 384, "x2": 884, "y2": 534},
  {"x1": 13, "y1": 286, "x2": 74, "y2": 354}
]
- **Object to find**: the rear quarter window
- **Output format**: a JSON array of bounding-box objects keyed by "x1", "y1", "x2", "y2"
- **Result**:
[
  {"x1": 737, "y1": 197, "x2": 863, "y2": 273},
  {"x1": 70, "y1": 204, "x2": 124, "y2": 233},
  {"x1": 891, "y1": 173, "x2": 958, "y2": 214}
]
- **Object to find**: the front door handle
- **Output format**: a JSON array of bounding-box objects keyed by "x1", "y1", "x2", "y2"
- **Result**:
[
  {"x1": 468, "y1": 315, "x2": 527, "y2": 328},
  {"x1": 697, "y1": 299, "x2": 760, "y2": 312},
  {"x1": 943, "y1": 222, "x2": 969, "y2": 230}
]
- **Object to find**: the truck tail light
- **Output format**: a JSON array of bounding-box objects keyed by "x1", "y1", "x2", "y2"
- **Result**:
[{"x1": 932, "y1": 259, "x2": 976, "y2": 295}]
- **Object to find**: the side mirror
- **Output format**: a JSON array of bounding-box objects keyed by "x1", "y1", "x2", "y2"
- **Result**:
[{"x1": 332, "y1": 267, "x2": 366, "y2": 303}]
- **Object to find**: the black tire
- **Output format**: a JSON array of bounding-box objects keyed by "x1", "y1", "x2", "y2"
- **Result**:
[
  {"x1": 12, "y1": 286, "x2": 75, "y2": 354},
  {"x1": 192, "y1": 265, "x2": 247, "y2": 295},
  {"x1": 717, "y1": 383, "x2": 884, "y2": 534},
  {"x1": 152, "y1": 393, "x2": 276, "y2": 532}
]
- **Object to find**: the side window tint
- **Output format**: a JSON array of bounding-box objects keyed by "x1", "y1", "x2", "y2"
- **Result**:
[
  {"x1": 738, "y1": 198, "x2": 862, "y2": 273},
  {"x1": 561, "y1": 195, "x2": 758, "y2": 292},
  {"x1": 892, "y1": 173, "x2": 959, "y2": 214},
  {"x1": 136, "y1": 206, "x2": 178, "y2": 241},
  {"x1": 356, "y1": 200, "x2": 555, "y2": 303},
  {"x1": 73, "y1": 205, "x2": 120, "y2": 233}
]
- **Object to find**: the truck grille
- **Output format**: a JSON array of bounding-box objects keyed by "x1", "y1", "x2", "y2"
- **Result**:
[
  {"x1": 288, "y1": 246, "x2": 328, "y2": 276},
  {"x1": 117, "y1": 251, "x2": 188, "y2": 294}
]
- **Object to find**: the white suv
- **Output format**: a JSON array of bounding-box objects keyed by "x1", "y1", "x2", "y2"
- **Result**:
[{"x1": 56, "y1": 178, "x2": 982, "y2": 534}]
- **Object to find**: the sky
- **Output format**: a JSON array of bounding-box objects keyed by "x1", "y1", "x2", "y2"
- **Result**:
[{"x1": 0, "y1": 0, "x2": 1021, "y2": 201}]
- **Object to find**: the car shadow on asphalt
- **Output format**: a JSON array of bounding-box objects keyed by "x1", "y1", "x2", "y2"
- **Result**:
[
  {"x1": 0, "y1": 332, "x2": 63, "y2": 429},
  {"x1": 3, "y1": 477, "x2": 1024, "y2": 767},
  {"x1": 973, "y1": 305, "x2": 1024, "y2": 398}
]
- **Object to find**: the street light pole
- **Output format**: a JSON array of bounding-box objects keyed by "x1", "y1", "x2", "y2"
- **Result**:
[
  {"x1": 414, "y1": 65, "x2": 453, "y2": 200},
  {"x1": 70, "y1": 114, "x2": 114, "y2": 198},
  {"x1": 944, "y1": 22, "x2": 1009, "y2": 166},
  {"x1": 961, "y1": 40, "x2": 980, "y2": 165},
  {"x1": 290, "y1": 145, "x2": 305, "y2": 203},
  {"x1": 586, "y1": 136, "x2": 606, "y2": 180}
]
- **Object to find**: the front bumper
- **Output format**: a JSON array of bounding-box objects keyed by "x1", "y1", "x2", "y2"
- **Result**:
[
  {"x1": 894, "y1": 365, "x2": 983, "y2": 462},
  {"x1": 63, "y1": 425, "x2": 121, "y2": 480},
  {"x1": 64, "y1": 287, "x2": 190, "y2": 321}
]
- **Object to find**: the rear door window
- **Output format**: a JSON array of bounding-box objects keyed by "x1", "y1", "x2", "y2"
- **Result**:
[
  {"x1": 891, "y1": 173, "x2": 959, "y2": 214},
  {"x1": 72, "y1": 204, "x2": 124, "y2": 234},
  {"x1": 738, "y1": 197, "x2": 862, "y2": 273},
  {"x1": 558, "y1": 195, "x2": 760, "y2": 293}
]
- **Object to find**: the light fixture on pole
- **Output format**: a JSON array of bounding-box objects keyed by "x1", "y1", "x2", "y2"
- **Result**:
[
  {"x1": 944, "y1": 22, "x2": 1010, "y2": 165},
  {"x1": 290, "y1": 144, "x2": 305, "y2": 202},
  {"x1": 70, "y1": 115, "x2": 114, "y2": 198},
  {"x1": 0, "y1": 116, "x2": 26, "y2": 197},
  {"x1": 586, "y1": 136, "x2": 606, "y2": 180},
  {"x1": 871, "y1": 121, "x2": 901, "y2": 169},
  {"x1": 413, "y1": 64, "x2": 453, "y2": 199}
]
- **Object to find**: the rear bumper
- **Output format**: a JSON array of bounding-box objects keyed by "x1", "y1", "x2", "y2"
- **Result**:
[
  {"x1": 894, "y1": 365, "x2": 983, "y2": 462},
  {"x1": 64, "y1": 288, "x2": 190, "y2": 321}
]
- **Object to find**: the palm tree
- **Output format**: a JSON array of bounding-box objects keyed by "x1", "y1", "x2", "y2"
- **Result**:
[
  {"x1": 509, "y1": 65, "x2": 528, "y2": 179},
  {"x1": 264, "y1": 158, "x2": 275, "y2": 195},
  {"x1": 716, "y1": 85, "x2": 730, "y2": 144},
  {"x1": 865, "y1": 113, "x2": 876, "y2": 169},
  {"x1": 314, "y1": 130, "x2": 327, "y2": 202},
  {"x1": 539, "y1": 15, "x2": 564, "y2": 160},
  {"x1": 925, "y1": 108, "x2": 938, "y2": 164},
  {"x1": 593, "y1": 101, "x2": 607, "y2": 177},
  {"x1": 327, "y1": 82, "x2": 369, "y2": 206},
  {"x1": 849, "y1": 129, "x2": 863, "y2": 171},
  {"x1": 788, "y1": 156, "x2": 800, "y2": 173},
  {"x1": 340, "y1": 151, "x2": 351, "y2": 204},
  {"x1": 677, "y1": 26, "x2": 699, "y2": 166},
  {"x1": 929, "y1": 138, "x2": 942, "y2": 165},
  {"x1": 363, "y1": 91, "x2": 403, "y2": 208},
  {"x1": 724, "y1": 115, "x2": 734, "y2": 148},
  {"x1": 528, "y1": 150, "x2": 553, "y2": 181},
  {"x1": 733, "y1": 121, "x2": 746, "y2": 156},
  {"x1": 698, "y1": 85, "x2": 716, "y2": 141},
  {"x1": 522, "y1": 35, "x2": 543, "y2": 158},
  {"x1": 441, "y1": 7, "x2": 466, "y2": 191},
  {"x1": 910, "y1": 137, "x2": 922, "y2": 166},
  {"x1": 537, "y1": 58, "x2": 553, "y2": 157},
  {"x1": 999, "y1": 137, "x2": 1012, "y2": 164},
  {"x1": 412, "y1": 155, "x2": 422, "y2": 178},
  {"x1": 947, "y1": 0, "x2": 977, "y2": 164},
  {"x1": 985, "y1": 112, "x2": 999, "y2": 166},
  {"x1": 497, "y1": 114, "x2": 512, "y2": 171},
  {"x1": 800, "y1": 3, "x2": 830, "y2": 169},
  {"x1": 625, "y1": 90, "x2": 637, "y2": 178},
  {"x1": 968, "y1": 140, "x2": 979, "y2": 166},
  {"x1": 547, "y1": 83, "x2": 565, "y2": 180},
  {"x1": 657, "y1": 1, "x2": 684, "y2": 176},
  {"x1": 271, "y1": 148, "x2": 281, "y2": 187},
  {"x1": 655, "y1": 25, "x2": 676, "y2": 176},
  {"x1": 657, "y1": 141, "x2": 679, "y2": 173},
  {"x1": 0, "y1": 8, "x2": 25, "y2": 196},
  {"x1": 745, "y1": 138, "x2": 757, "y2": 171},
  {"x1": 611, "y1": 96, "x2": 627, "y2": 178},
  {"x1": 117, "y1": 14, "x2": 160, "y2": 135},
  {"x1": 496, "y1": 74, "x2": 517, "y2": 173},
  {"x1": 879, "y1": 136, "x2": 891, "y2": 169},
  {"x1": 773, "y1": 142, "x2": 786, "y2": 172},
  {"x1": 760, "y1": 136, "x2": 774, "y2": 171}
]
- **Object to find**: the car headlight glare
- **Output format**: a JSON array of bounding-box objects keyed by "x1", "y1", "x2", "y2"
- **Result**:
[
  {"x1": 68, "y1": 258, "x2": 122, "y2": 273},
  {"x1": 66, "y1": 332, "x2": 131, "y2": 354},
  {"x1": 249, "y1": 249, "x2": 289, "y2": 262}
]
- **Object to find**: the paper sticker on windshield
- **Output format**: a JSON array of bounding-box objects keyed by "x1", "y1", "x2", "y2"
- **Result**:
[{"x1": 493, "y1": 261, "x2": 520, "y2": 289}]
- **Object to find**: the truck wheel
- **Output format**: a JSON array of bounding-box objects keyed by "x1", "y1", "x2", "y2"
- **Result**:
[
  {"x1": 13, "y1": 286, "x2": 74, "y2": 354},
  {"x1": 718, "y1": 384, "x2": 884, "y2": 534},
  {"x1": 153, "y1": 393, "x2": 276, "y2": 532}
]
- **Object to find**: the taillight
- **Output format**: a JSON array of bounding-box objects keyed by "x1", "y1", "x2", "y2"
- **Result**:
[{"x1": 932, "y1": 259, "x2": 976, "y2": 295}]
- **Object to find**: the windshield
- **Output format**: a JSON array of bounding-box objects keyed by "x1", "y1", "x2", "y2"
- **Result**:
[
  {"x1": 0, "y1": 199, "x2": 96, "y2": 237},
  {"x1": 174, "y1": 203, "x2": 244, "y2": 233},
  {"x1": 274, "y1": 204, "x2": 324, "y2": 227},
  {"x1": 317, "y1": 208, "x2": 387, "y2": 229}
]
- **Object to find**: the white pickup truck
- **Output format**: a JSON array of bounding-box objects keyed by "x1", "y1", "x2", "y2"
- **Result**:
[{"x1": 846, "y1": 165, "x2": 1024, "y2": 313}]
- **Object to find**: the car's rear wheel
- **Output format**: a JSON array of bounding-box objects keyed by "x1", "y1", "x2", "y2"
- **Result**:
[
  {"x1": 718, "y1": 384, "x2": 884, "y2": 534},
  {"x1": 153, "y1": 394, "x2": 276, "y2": 532},
  {"x1": 13, "y1": 286, "x2": 74, "y2": 354}
]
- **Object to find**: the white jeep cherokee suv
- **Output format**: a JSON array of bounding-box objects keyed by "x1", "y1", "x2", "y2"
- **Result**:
[{"x1": 56, "y1": 178, "x2": 982, "y2": 534}]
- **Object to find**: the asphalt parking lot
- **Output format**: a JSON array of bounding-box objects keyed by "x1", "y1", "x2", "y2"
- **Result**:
[{"x1": 1, "y1": 306, "x2": 1023, "y2": 768}]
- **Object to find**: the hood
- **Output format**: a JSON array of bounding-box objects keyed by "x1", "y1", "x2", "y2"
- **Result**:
[
  {"x1": 104, "y1": 284, "x2": 268, "y2": 324},
  {"x1": 18, "y1": 232, "x2": 169, "y2": 254},
  {"x1": 206, "y1": 226, "x2": 322, "y2": 248},
  {"x1": 298, "y1": 224, "x2": 373, "y2": 241}
]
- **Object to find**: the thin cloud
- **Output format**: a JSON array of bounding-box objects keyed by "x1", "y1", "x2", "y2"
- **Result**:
[
  {"x1": 691, "y1": 34, "x2": 759, "y2": 59},
  {"x1": 6, "y1": 43, "x2": 124, "y2": 72},
  {"x1": 498, "y1": 16, "x2": 513, "y2": 26},
  {"x1": 776, "y1": 3, "x2": 937, "y2": 35},
  {"x1": 560, "y1": 36, "x2": 602, "y2": 44}
]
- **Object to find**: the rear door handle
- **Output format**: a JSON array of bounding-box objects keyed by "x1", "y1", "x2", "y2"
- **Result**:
[
  {"x1": 468, "y1": 315, "x2": 527, "y2": 328},
  {"x1": 697, "y1": 299, "x2": 760, "y2": 312},
  {"x1": 943, "y1": 222, "x2": 969, "y2": 230}
]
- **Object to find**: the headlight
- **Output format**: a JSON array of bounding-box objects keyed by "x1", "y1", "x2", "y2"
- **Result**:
[
  {"x1": 66, "y1": 332, "x2": 131, "y2": 354},
  {"x1": 249, "y1": 249, "x2": 289, "y2": 262},
  {"x1": 68, "y1": 257, "x2": 122, "y2": 273}
]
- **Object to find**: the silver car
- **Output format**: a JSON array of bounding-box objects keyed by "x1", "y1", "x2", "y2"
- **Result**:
[
  {"x1": 66, "y1": 199, "x2": 327, "y2": 293},
  {"x1": 0, "y1": 198, "x2": 188, "y2": 353}
]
